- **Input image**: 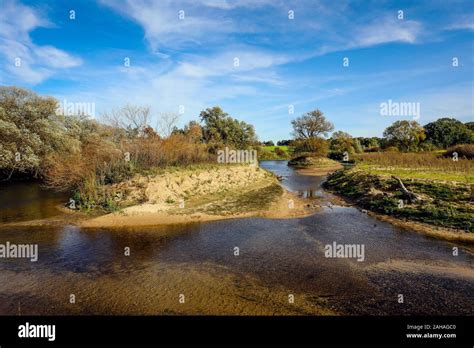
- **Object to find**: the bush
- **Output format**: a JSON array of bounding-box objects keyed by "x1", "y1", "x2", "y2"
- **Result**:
[
  {"x1": 257, "y1": 148, "x2": 279, "y2": 160},
  {"x1": 293, "y1": 138, "x2": 328, "y2": 157},
  {"x1": 383, "y1": 146, "x2": 399, "y2": 152},
  {"x1": 419, "y1": 141, "x2": 439, "y2": 152},
  {"x1": 444, "y1": 144, "x2": 474, "y2": 160},
  {"x1": 365, "y1": 146, "x2": 380, "y2": 152},
  {"x1": 274, "y1": 147, "x2": 286, "y2": 157}
]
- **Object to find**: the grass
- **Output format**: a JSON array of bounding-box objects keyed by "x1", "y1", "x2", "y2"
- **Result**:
[
  {"x1": 262, "y1": 145, "x2": 290, "y2": 152},
  {"x1": 168, "y1": 177, "x2": 283, "y2": 216},
  {"x1": 259, "y1": 146, "x2": 293, "y2": 160},
  {"x1": 325, "y1": 151, "x2": 473, "y2": 231},
  {"x1": 358, "y1": 164, "x2": 473, "y2": 183},
  {"x1": 353, "y1": 152, "x2": 473, "y2": 183},
  {"x1": 199, "y1": 183, "x2": 283, "y2": 215}
]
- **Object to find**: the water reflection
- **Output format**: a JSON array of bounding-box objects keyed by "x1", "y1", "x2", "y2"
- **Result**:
[
  {"x1": 0, "y1": 161, "x2": 473, "y2": 315},
  {"x1": 0, "y1": 181, "x2": 68, "y2": 223}
]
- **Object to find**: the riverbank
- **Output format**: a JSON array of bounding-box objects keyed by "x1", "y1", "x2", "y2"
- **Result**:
[
  {"x1": 288, "y1": 156, "x2": 343, "y2": 176},
  {"x1": 80, "y1": 164, "x2": 315, "y2": 228},
  {"x1": 324, "y1": 168, "x2": 474, "y2": 242}
]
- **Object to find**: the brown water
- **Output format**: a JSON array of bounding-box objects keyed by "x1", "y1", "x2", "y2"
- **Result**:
[{"x1": 0, "y1": 161, "x2": 473, "y2": 315}]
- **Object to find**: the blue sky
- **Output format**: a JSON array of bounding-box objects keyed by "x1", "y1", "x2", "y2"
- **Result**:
[{"x1": 0, "y1": 0, "x2": 473, "y2": 141}]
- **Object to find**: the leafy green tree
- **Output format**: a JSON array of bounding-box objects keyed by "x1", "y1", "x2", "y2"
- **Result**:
[
  {"x1": 330, "y1": 131, "x2": 355, "y2": 154},
  {"x1": 383, "y1": 120, "x2": 426, "y2": 151},
  {"x1": 423, "y1": 118, "x2": 473, "y2": 148},
  {"x1": 199, "y1": 106, "x2": 257, "y2": 149},
  {"x1": 277, "y1": 139, "x2": 292, "y2": 146},
  {"x1": 356, "y1": 137, "x2": 381, "y2": 149},
  {"x1": 291, "y1": 109, "x2": 334, "y2": 139},
  {"x1": 0, "y1": 87, "x2": 66, "y2": 179},
  {"x1": 465, "y1": 122, "x2": 474, "y2": 132}
]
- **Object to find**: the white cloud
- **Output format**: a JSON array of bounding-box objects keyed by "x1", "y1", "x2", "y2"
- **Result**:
[
  {"x1": 351, "y1": 17, "x2": 422, "y2": 47},
  {"x1": 84, "y1": 47, "x2": 288, "y2": 125},
  {"x1": 35, "y1": 46, "x2": 83, "y2": 69},
  {"x1": 445, "y1": 22, "x2": 474, "y2": 31},
  {"x1": 174, "y1": 49, "x2": 290, "y2": 78},
  {"x1": 0, "y1": 0, "x2": 82, "y2": 85},
  {"x1": 100, "y1": 0, "x2": 237, "y2": 52},
  {"x1": 196, "y1": 0, "x2": 276, "y2": 10}
]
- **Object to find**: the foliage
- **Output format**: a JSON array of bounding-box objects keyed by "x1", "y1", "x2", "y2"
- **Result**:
[
  {"x1": 424, "y1": 118, "x2": 473, "y2": 148},
  {"x1": 258, "y1": 146, "x2": 292, "y2": 160},
  {"x1": 444, "y1": 144, "x2": 474, "y2": 160},
  {"x1": 465, "y1": 122, "x2": 474, "y2": 132},
  {"x1": 277, "y1": 139, "x2": 292, "y2": 146},
  {"x1": 352, "y1": 152, "x2": 473, "y2": 183},
  {"x1": 325, "y1": 169, "x2": 473, "y2": 231},
  {"x1": 0, "y1": 87, "x2": 72, "y2": 179},
  {"x1": 199, "y1": 106, "x2": 257, "y2": 150},
  {"x1": 383, "y1": 120, "x2": 426, "y2": 151},
  {"x1": 292, "y1": 137, "x2": 328, "y2": 157},
  {"x1": 291, "y1": 109, "x2": 334, "y2": 139}
]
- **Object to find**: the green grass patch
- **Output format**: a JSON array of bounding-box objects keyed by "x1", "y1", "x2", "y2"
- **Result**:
[
  {"x1": 359, "y1": 164, "x2": 473, "y2": 183},
  {"x1": 259, "y1": 146, "x2": 293, "y2": 160},
  {"x1": 325, "y1": 168, "x2": 473, "y2": 232}
]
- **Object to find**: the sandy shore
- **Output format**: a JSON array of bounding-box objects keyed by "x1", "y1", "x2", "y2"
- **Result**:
[
  {"x1": 80, "y1": 165, "x2": 317, "y2": 228},
  {"x1": 80, "y1": 190, "x2": 314, "y2": 228},
  {"x1": 296, "y1": 165, "x2": 343, "y2": 176}
]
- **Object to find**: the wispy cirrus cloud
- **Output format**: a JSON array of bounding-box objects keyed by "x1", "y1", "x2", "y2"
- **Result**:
[
  {"x1": 0, "y1": 0, "x2": 82, "y2": 84},
  {"x1": 351, "y1": 17, "x2": 422, "y2": 47}
]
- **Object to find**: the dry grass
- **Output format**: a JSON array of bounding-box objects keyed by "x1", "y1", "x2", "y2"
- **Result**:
[
  {"x1": 353, "y1": 152, "x2": 473, "y2": 183},
  {"x1": 42, "y1": 132, "x2": 214, "y2": 211}
]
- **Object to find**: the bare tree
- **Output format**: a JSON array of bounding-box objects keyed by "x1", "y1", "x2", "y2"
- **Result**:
[
  {"x1": 102, "y1": 104, "x2": 151, "y2": 134},
  {"x1": 156, "y1": 112, "x2": 180, "y2": 138}
]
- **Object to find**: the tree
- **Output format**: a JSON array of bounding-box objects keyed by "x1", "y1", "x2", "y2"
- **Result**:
[
  {"x1": 356, "y1": 137, "x2": 381, "y2": 149},
  {"x1": 277, "y1": 139, "x2": 292, "y2": 146},
  {"x1": 182, "y1": 121, "x2": 203, "y2": 143},
  {"x1": 383, "y1": 120, "x2": 426, "y2": 151},
  {"x1": 199, "y1": 106, "x2": 257, "y2": 149},
  {"x1": 0, "y1": 86, "x2": 66, "y2": 179},
  {"x1": 156, "y1": 112, "x2": 180, "y2": 138},
  {"x1": 102, "y1": 104, "x2": 151, "y2": 138},
  {"x1": 293, "y1": 137, "x2": 328, "y2": 157},
  {"x1": 330, "y1": 131, "x2": 355, "y2": 154},
  {"x1": 423, "y1": 118, "x2": 473, "y2": 148},
  {"x1": 465, "y1": 122, "x2": 474, "y2": 132},
  {"x1": 291, "y1": 109, "x2": 334, "y2": 139}
]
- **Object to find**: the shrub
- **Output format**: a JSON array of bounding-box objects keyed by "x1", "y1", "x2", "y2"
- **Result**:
[
  {"x1": 274, "y1": 147, "x2": 286, "y2": 157},
  {"x1": 293, "y1": 137, "x2": 328, "y2": 157},
  {"x1": 383, "y1": 146, "x2": 399, "y2": 152},
  {"x1": 444, "y1": 144, "x2": 474, "y2": 160},
  {"x1": 365, "y1": 146, "x2": 380, "y2": 152}
]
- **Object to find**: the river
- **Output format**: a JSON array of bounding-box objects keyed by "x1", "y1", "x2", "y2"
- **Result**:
[{"x1": 0, "y1": 161, "x2": 472, "y2": 315}]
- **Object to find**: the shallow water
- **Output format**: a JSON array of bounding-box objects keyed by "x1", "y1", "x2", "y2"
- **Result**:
[{"x1": 0, "y1": 161, "x2": 473, "y2": 315}]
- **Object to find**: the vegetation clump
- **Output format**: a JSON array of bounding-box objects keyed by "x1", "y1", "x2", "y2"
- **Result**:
[{"x1": 325, "y1": 169, "x2": 473, "y2": 231}]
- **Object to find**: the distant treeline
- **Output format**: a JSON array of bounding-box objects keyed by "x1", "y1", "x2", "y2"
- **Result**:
[{"x1": 260, "y1": 109, "x2": 473, "y2": 160}]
